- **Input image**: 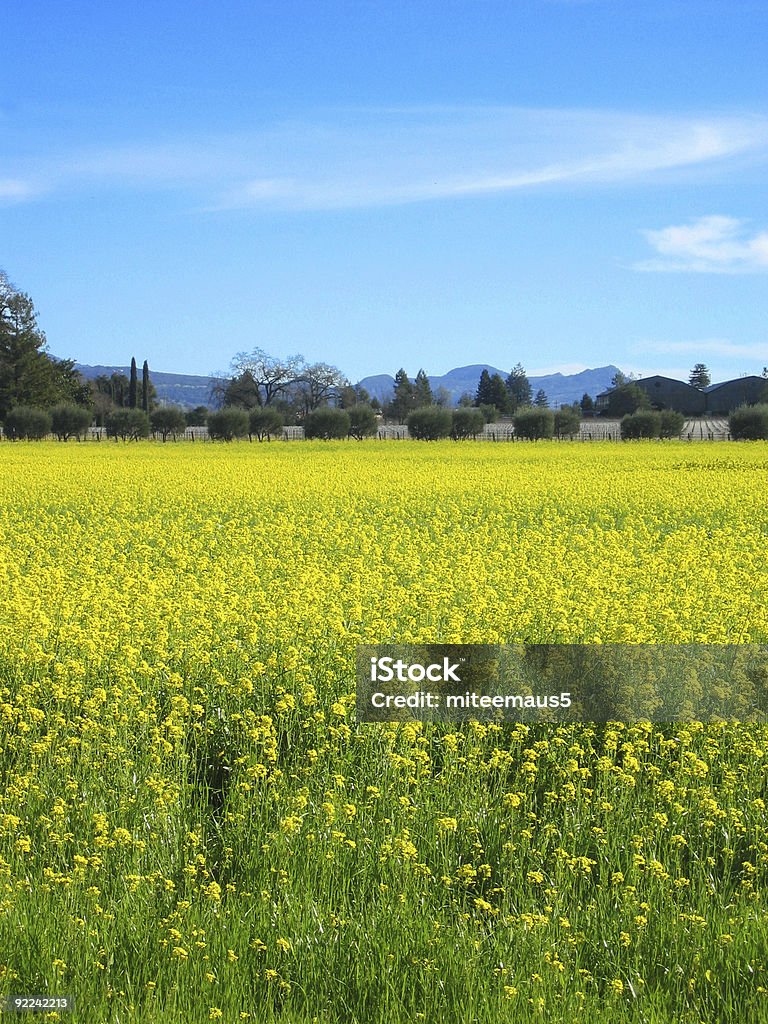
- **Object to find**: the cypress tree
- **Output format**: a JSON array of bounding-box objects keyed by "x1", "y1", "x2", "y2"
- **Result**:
[
  {"x1": 142, "y1": 360, "x2": 149, "y2": 412},
  {"x1": 129, "y1": 357, "x2": 138, "y2": 409}
]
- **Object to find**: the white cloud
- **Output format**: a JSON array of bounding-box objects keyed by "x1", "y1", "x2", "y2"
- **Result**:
[
  {"x1": 636, "y1": 338, "x2": 768, "y2": 360},
  {"x1": 3, "y1": 107, "x2": 768, "y2": 211},
  {"x1": 213, "y1": 109, "x2": 768, "y2": 210},
  {"x1": 635, "y1": 215, "x2": 768, "y2": 273},
  {"x1": 0, "y1": 178, "x2": 41, "y2": 203}
]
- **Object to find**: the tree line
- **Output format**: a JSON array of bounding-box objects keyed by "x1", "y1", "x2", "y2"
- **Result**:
[{"x1": 4, "y1": 269, "x2": 768, "y2": 442}]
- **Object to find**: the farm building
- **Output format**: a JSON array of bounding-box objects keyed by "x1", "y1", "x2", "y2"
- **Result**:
[
  {"x1": 703, "y1": 376, "x2": 768, "y2": 415},
  {"x1": 634, "y1": 376, "x2": 706, "y2": 415},
  {"x1": 596, "y1": 374, "x2": 767, "y2": 416}
]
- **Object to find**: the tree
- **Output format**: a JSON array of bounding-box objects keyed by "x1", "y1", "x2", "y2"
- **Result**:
[
  {"x1": 0, "y1": 271, "x2": 57, "y2": 418},
  {"x1": 413, "y1": 369, "x2": 433, "y2": 408},
  {"x1": 207, "y1": 407, "x2": 249, "y2": 441},
  {"x1": 659, "y1": 409, "x2": 685, "y2": 439},
  {"x1": 433, "y1": 385, "x2": 452, "y2": 408},
  {"x1": 303, "y1": 407, "x2": 350, "y2": 439},
  {"x1": 476, "y1": 370, "x2": 508, "y2": 413},
  {"x1": 347, "y1": 404, "x2": 378, "y2": 440},
  {"x1": 228, "y1": 349, "x2": 305, "y2": 407},
  {"x1": 151, "y1": 406, "x2": 187, "y2": 442},
  {"x1": 294, "y1": 362, "x2": 348, "y2": 416},
  {"x1": 554, "y1": 404, "x2": 581, "y2": 438},
  {"x1": 505, "y1": 363, "x2": 532, "y2": 412},
  {"x1": 249, "y1": 406, "x2": 284, "y2": 441},
  {"x1": 222, "y1": 370, "x2": 262, "y2": 410},
  {"x1": 729, "y1": 404, "x2": 768, "y2": 440},
  {"x1": 50, "y1": 358, "x2": 92, "y2": 408},
  {"x1": 580, "y1": 393, "x2": 595, "y2": 416},
  {"x1": 514, "y1": 407, "x2": 554, "y2": 440},
  {"x1": 105, "y1": 408, "x2": 150, "y2": 441},
  {"x1": 688, "y1": 363, "x2": 711, "y2": 389},
  {"x1": 186, "y1": 406, "x2": 209, "y2": 426},
  {"x1": 3, "y1": 406, "x2": 52, "y2": 440},
  {"x1": 407, "y1": 406, "x2": 452, "y2": 440},
  {"x1": 129, "y1": 357, "x2": 138, "y2": 409},
  {"x1": 451, "y1": 407, "x2": 485, "y2": 440},
  {"x1": 142, "y1": 361, "x2": 150, "y2": 412},
  {"x1": 338, "y1": 383, "x2": 371, "y2": 409},
  {"x1": 534, "y1": 388, "x2": 549, "y2": 408},
  {"x1": 93, "y1": 372, "x2": 130, "y2": 408},
  {"x1": 388, "y1": 369, "x2": 415, "y2": 423},
  {"x1": 475, "y1": 369, "x2": 493, "y2": 407},
  {"x1": 478, "y1": 403, "x2": 499, "y2": 423},
  {"x1": 620, "y1": 410, "x2": 661, "y2": 439},
  {"x1": 488, "y1": 374, "x2": 509, "y2": 414},
  {"x1": 51, "y1": 403, "x2": 92, "y2": 441},
  {"x1": 601, "y1": 381, "x2": 650, "y2": 418}
]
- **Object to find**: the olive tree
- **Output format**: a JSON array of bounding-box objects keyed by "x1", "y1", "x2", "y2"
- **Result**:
[
  {"x1": 451, "y1": 407, "x2": 485, "y2": 440},
  {"x1": 514, "y1": 407, "x2": 554, "y2": 440},
  {"x1": 407, "y1": 406, "x2": 452, "y2": 440},
  {"x1": 51, "y1": 403, "x2": 92, "y2": 441},
  {"x1": 347, "y1": 404, "x2": 377, "y2": 440},
  {"x1": 151, "y1": 406, "x2": 187, "y2": 442},
  {"x1": 620, "y1": 410, "x2": 661, "y2": 439},
  {"x1": 105, "y1": 408, "x2": 150, "y2": 441},
  {"x1": 303, "y1": 407, "x2": 350, "y2": 440},
  {"x1": 3, "y1": 405, "x2": 52, "y2": 440},
  {"x1": 249, "y1": 406, "x2": 284, "y2": 441},
  {"x1": 729, "y1": 404, "x2": 768, "y2": 440},
  {"x1": 207, "y1": 407, "x2": 249, "y2": 441}
]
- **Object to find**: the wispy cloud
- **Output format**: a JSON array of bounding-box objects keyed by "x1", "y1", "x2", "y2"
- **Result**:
[
  {"x1": 0, "y1": 178, "x2": 43, "y2": 203},
  {"x1": 635, "y1": 215, "x2": 768, "y2": 273},
  {"x1": 637, "y1": 338, "x2": 768, "y2": 360},
  {"x1": 2, "y1": 107, "x2": 768, "y2": 211}
]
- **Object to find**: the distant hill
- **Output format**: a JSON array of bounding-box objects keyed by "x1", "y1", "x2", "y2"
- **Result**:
[
  {"x1": 358, "y1": 364, "x2": 622, "y2": 408},
  {"x1": 71, "y1": 361, "x2": 622, "y2": 410},
  {"x1": 74, "y1": 364, "x2": 219, "y2": 409}
]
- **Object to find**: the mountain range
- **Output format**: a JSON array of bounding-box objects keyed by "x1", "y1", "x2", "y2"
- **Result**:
[
  {"x1": 73, "y1": 362, "x2": 622, "y2": 410},
  {"x1": 358, "y1": 364, "x2": 622, "y2": 408},
  {"x1": 74, "y1": 364, "x2": 219, "y2": 409}
]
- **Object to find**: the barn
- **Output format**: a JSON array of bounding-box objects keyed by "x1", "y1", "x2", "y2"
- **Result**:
[
  {"x1": 704, "y1": 377, "x2": 768, "y2": 415},
  {"x1": 634, "y1": 376, "x2": 706, "y2": 415}
]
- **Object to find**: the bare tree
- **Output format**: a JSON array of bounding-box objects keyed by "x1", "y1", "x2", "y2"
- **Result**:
[
  {"x1": 294, "y1": 361, "x2": 349, "y2": 415},
  {"x1": 229, "y1": 349, "x2": 306, "y2": 406}
]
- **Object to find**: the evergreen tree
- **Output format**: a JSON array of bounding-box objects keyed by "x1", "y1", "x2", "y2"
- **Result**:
[
  {"x1": 534, "y1": 388, "x2": 549, "y2": 408},
  {"x1": 488, "y1": 374, "x2": 508, "y2": 414},
  {"x1": 0, "y1": 271, "x2": 57, "y2": 418},
  {"x1": 688, "y1": 363, "x2": 711, "y2": 389},
  {"x1": 475, "y1": 369, "x2": 493, "y2": 407},
  {"x1": 580, "y1": 393, "x2": 594, "y2": 415},
  {"x1": 475, "y1": 370, "x2": 507, "y2": 413},
  {"x1": 388, "y1": 369, "x2": 415, "y2": 422},
  {"x1": 142, "y1": 360, "x2": 150, "y2": 412},
  {"x1": 129, "y1": 357, "x2": 138, "y2": 409},
  {"x1": 505, "y1": 363, "x2": 532, "y2": 412},
  {"x1": 413, "y1": 368, "x2": 433, "y2": 407}
]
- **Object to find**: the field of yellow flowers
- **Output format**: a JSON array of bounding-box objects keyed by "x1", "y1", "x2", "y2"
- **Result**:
[{"x1": 1, "y1": 440, "x2": 767, "y2": 1023}]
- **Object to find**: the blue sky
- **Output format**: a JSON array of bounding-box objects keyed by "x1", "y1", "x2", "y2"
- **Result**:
[{"x1": 1, "y1": 0, "x2": 767, "y2": 385}]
